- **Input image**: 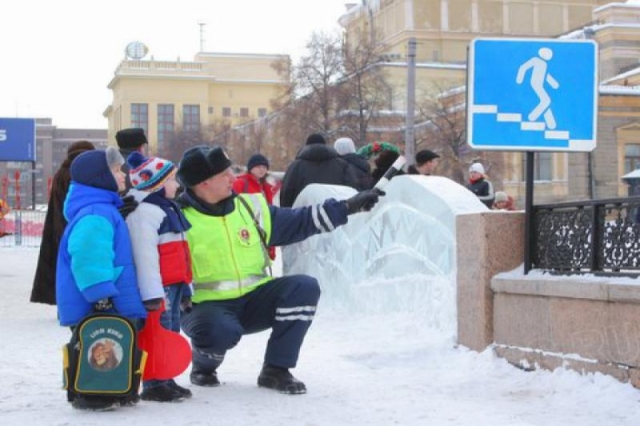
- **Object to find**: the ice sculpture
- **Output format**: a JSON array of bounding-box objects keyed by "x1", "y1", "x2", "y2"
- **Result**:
[{"x1": 282, "y1": 175, "x2": 488, "y2": 334}]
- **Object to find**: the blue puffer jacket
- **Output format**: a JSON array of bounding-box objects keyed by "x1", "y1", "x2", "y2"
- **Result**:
[{"x1": 56, "y1": 183, "x2": 147, "y2": 326}]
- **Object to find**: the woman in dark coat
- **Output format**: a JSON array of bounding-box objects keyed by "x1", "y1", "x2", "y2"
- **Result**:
[{"x1": 30, "y1": 140, "x2": 95, "y2": 305}]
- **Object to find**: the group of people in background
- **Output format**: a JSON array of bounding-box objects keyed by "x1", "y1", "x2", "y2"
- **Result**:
[{"x1": 277, "y1": 132, "x2": 515, "y2": 211}]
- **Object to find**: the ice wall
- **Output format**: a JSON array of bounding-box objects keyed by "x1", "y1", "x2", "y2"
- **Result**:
[{"x1": 282, "y1": 176, "x2": 488, "y2": 335}]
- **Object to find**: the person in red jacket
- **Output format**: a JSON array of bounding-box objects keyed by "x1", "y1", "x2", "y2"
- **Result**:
[
  {"x1": 0, "y1": 197, "x2": 10, "y2": 237},
  {"x1": 233, "y1": 154, "x2": 277, "y2": 259}
]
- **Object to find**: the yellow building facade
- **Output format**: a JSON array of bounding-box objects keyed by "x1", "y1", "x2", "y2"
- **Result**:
[{"x1": 104, "y1": 52, "x2": 289, "y2": 154}]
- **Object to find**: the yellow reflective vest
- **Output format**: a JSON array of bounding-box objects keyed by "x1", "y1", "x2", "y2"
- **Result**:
[{"x1": 183, "y1": 194, "x2": 272, "y2": 302}]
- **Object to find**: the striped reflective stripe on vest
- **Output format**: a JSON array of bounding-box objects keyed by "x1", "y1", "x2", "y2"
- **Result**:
[{"x1": 194, "y1": 274, "x2": 270, "y2": 291}]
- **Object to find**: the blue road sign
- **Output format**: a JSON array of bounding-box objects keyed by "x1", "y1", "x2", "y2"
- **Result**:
[
  {"x1": 0, "y1": 118, "x2": 36, "y2": 161},
  {"x1": 467, "y1": 38, "x2": 598, "y2": 152}
]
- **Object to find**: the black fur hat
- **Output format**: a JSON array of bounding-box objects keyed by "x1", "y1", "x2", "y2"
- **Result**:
[
  {"x1": 177, "y1": 145, "x2": 232, "y2": 187},
  {"x1": 115, "y1": 128, "x2": 148, "y2": 150},
  {"x1": 305, "y1": 133, "x2": 326, "y2": 145}
]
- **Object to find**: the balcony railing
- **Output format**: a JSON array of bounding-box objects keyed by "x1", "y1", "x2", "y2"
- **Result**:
[{"x1": 114, "y1": 59, "x2": 205, "y2": 75}]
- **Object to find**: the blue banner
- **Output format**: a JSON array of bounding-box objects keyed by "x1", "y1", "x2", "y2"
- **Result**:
[{"x1": 0, "y1": 118, "x2": 36, "y2": 161}]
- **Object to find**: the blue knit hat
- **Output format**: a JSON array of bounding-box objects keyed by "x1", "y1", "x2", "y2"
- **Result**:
[
  {"x1": 127, "y1": 152, "x2": 176, "y2": 192},
  {"x1": 247, "y1": 154, "x2": 269, "y2": 171},
  {"x1": 71, "y1": 147, "x2": 124, "y2": 192}
]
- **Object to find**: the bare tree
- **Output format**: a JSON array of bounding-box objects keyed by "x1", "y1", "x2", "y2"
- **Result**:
[
  {"x1": 337, "y1": 27, "x2": 392, "y2": 145},
  {"x1": 271, "y1": 31, "x2": 345, "y2": 140},
  {"x1": 416, "y1": 85, "x2": 504, "y2": 185},
  {"x1": 158, "y1": 125, "x2": 213, "y2": 165}
]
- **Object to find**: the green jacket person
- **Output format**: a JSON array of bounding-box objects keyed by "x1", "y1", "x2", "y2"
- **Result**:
[{"x1": 176, "y1": 145, "x2": 383, "y2": 394}]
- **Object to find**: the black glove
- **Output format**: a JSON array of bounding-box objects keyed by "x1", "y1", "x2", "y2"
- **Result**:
[
  {"x1": 118, "y1": 195, "x2": 139, "y2": 219},
  {"x1": 94, "y1": 298, "x2": 113, "y2": 312},
  {"x1": 180, "y1": 296, "x2": 193, "y2": 314},
  {"x1": 345, "y1": 188, "x2": 385, "y2": 215},
  {"x1": 143, "y1": 298, "x2": 163, "y2": 312}
]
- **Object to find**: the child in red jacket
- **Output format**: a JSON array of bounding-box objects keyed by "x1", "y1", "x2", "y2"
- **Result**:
[{"x1": 233, "y1": 154, "x2": 277, "y2": 259}]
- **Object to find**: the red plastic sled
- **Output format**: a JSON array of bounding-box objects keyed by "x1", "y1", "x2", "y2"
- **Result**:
[{"x1": 137, "y1": 308, "x2": 192, "y2": 380}]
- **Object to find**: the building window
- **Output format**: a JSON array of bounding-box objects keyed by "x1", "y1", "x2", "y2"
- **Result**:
[
  {"x1": 157, "y1": 104, "x2": 174, "y2": 154},
  {"x1": 625, "y1": 144, "x2": 640, "y2": 174},
  {"x1": 183, "y1": 104, "x2": 200, "y2": 132},
  {"x1": 208, "y1": 106, "x2": 214, "y2": 114},
  {"x1": 222, "y1": 107, "x2": 232, "y2": 117},
  {"x1": 258, "y1": 108, "x2": 267, "y2": 118},
  {"x1": 131, "y1": 103, "x2": 148, "y2": 132},
  {"x1": 240, "y1": 107, "x2": 249, "y2": 118},
  {"x1": 521, "y1": 152, "x2": 553, "y2": 181}
]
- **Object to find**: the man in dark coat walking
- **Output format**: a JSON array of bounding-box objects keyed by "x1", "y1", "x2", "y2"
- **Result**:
[
  {"x1": 30, "y1": 141, "x2": 95, "y2": 305},
  {"x1": 279, "y1": 133, "x2": 359, "y2": 208}
]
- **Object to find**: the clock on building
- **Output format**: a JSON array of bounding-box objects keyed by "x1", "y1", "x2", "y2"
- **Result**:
[{"x1": 125, "y1": 41, "x2": 148, "y2": 60}]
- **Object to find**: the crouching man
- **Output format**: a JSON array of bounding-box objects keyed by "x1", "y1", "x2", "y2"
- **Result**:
[{"x1": 176, "y1": 145, "x2": 382, "y2": 395}]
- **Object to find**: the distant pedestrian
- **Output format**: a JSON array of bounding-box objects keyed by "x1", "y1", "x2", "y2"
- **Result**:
[
  {"x1": 372, "y1": 149, "x2": 404, "y2": 185},
  {"x1": 334, "y1": 137, "x2": 373, "y2": 190},
  {"x1": 492, "y1": 191, "x2": 515, "y2": 211},
  {"x1": 408, "y1": 149, "x2": 440, "y2": 176},
  {"x1": 466, "y1": 162, "x2": 494, "y2": 207},
  {"x1": 116, "y1": 128, "x2": 149, "y2": 191},
  {"x1": 0, "y1": 196, "x2": 10, "y2": 237},
  {"x1": 31, "y1": 141, "x2": 95, "y2": 305},
  {"x1": 279, "y1": 133, "x2": 359, "y2": 207},
  {"x1": 233, "y1": 154, "x2": 277, "y2": 204},
  {"x1": 233, "y1": 153, "x2": 277, "y2": 259}
]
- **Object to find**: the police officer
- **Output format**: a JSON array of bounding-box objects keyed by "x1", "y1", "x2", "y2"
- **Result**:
[{"x1": 176, "y1": 145, "x2": 382, "y2": 395}]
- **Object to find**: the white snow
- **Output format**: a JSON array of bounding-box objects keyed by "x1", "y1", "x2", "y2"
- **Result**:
[{"x1": 2, "y1": 176, "x2": 640, "y2": 424}]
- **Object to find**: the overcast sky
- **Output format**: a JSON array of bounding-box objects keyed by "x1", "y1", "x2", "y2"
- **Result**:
[{"x1": 0, "y1": 0, "x2": 352, "y2": 129}]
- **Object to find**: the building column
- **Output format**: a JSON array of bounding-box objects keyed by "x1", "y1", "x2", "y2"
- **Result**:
[
  {"x1": 503, "y1": 0, "x2": 510, "y2": 34},
  {"x1": 472, "y1": 0, "x2": 479, "y2": 32},
  {"x1": 405, "y1": 0, "x2": 414, "y2": 30},
  {"x1": 441, "y1": 0, "x2": 449, "y2": 31}
]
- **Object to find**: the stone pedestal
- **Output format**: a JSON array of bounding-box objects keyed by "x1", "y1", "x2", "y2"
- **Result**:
[{"x1": 456, "y1": 211, "x2": 525, "y2": 351}]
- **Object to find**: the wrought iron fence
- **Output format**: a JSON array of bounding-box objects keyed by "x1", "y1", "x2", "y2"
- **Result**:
[
  {"x1": 530, "y1": 196, "x2": 640, "y2": 276},
  {"x1": 0, "y1": 209, "x2": 45, "y2": 247}
]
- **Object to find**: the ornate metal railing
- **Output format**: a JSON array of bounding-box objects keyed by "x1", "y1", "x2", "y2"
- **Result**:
[{"x1": 530, "y1": 196, "x2": 640, "y2": 276}]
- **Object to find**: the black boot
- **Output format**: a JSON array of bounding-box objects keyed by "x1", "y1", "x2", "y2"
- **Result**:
[
  {"x1": 168, "y1": 379, "x2": 193, "y2": 398},
  {"x1": 118, "y1": 393, "x2": 140, "y2": 407},
  {"x1": 190, "y1": 369, "x2": 220, "y2": 387},
  {"x1": 140, "y1": 383, "x2": 185, "y2": 402},
  {"x1": 257, "y1": 364, "x2": 307, "y2": 395},
  {"x1": 71, "y1": 395, "x2": 119, "y2": 411}
]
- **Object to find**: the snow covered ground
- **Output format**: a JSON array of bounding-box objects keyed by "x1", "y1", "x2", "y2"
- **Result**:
[{"x1": 2, "y1": 246, "x2": 640, "y2": 425}]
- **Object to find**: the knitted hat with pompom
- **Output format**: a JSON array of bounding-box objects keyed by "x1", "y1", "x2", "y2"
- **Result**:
[{"x1": 127, "y1": 152, "x2": 176, "y2": 192}]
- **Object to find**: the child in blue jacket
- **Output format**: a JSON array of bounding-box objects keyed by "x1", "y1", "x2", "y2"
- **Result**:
[{"x1": 56, "y1": 147, "x2": 147, "y2": 411}]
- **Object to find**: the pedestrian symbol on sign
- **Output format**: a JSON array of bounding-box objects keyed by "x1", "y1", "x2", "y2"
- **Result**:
[{"x1": 516, "y1": 47, "x2": 559, "y2": 129}]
